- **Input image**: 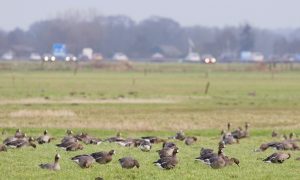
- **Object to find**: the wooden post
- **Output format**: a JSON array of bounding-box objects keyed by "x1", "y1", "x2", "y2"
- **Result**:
[{"x1": 204, "y1": 82, "x2": 210, "y2": 95}]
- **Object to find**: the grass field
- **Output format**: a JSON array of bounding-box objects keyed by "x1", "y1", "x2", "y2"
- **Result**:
[{"x1": 0, "y1": 61, "x2": 300, "y2": 179}]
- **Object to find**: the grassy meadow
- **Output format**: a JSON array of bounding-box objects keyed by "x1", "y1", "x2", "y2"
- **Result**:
[{"x1": 0, "y1": 61, "x2": 300, "y2": 179}]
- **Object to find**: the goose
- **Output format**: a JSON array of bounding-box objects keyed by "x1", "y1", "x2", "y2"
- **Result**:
[
  {"x1": 157, "y1": 146, "x2": 178, "y2": 158},
  {"x1": 37, "y1": 130, "x2": 54, "y2": 144},
  {"x1": 141, "y1": 136, "x2": 165, "y2": 144},
  {"x1": 3, "y1": 133, "x2": 27, "y2": 145},
  {"x1": 231, "y1": 122, "x2": 250, "y2": 139},
  {"x1": 263, "y1": 152, "x2": 291, "y2": 163},
  {"x1": 200, "y1": 147, "x2": 214, "y2": 155},
  {"x1": 196, "y1": 141, "x2": 225, "y2": 162},
  {"x1": 71, "y1": 154, "x2": 95, "y2": 168},
  {"x1": 90, "y1": 150, "x2": 115, "y2": 164},
  {"x1": 206, "y1": 153, "x2": 226, "y2": 169},
  {"x1": 227, "y1": 123, "x2": 231, "y2": 131},
  {"x1": 286, "y1": 133, "x2": 300, "y2": 143},
  {"x1": 162, "y1": 142, "x2": 177, "y2": 149},
  {"x1": 184, "y1": 136, "x2": 197, "y2": 145},
  {"x1": 14, "y1": 129, "x2": 26, "y2": 138},
  {"x1": 204, "y1": 147, "x2": 226, "y2": 169},
  {"x1": 89, "y1": 137, "x2": 102, "y2": 145},
  {"x1": 139, "y1": 139, "x2": 152, "y2": 152},
  {"x1": 75, "y1": 132, "x2": 102, "y2": 145},
  {"x1": 61, "y1": 129, "x2": 76, "y2": 143},
  {"x1": 6, "y1": 137, "x2": 36, "y2": 149},
  {"x1": 0, "y1": 144, "x2": 7, "y2": 152},
  {"x1": 223, "y1": 157, "x2": 240, "y2": 167},
  {"x1": 39, "y1": 154, "x2": 61, "y2": 171},
  {"x1": 255, "y1": 140, "x2": 299, "y2": 152},
  {"x1": 221, "y1": 131, "x2": 238, "y2": 145},
  {"x1": 115, "y1": 138, "x2": 134, "y2": 147},
  {"x1": 95, "y1": 177, "x2": 104, "y2": 180},
  {"x1": 272, "y1": 131, "x2": 279, "y2": 137},
  {"x1": 118, "y1": 157, "x2": 140, "y2": 169},
  {"x1": 154, "y1": 147, "x2": 179, "y2": 170},
  {"x1": 169, "y1": 130, "x2": 185, "y2": 141},
  {"x1": 57, "y1": 141, "x2": 83, "y2": 151},
  {"x1": 105, "y1": 132, "x2": 125, "y2": 143}
]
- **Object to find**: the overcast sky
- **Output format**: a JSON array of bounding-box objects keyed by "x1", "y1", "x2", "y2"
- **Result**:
[{"x1": 0, "y1": 0, "x2": 299, "y2": 31}]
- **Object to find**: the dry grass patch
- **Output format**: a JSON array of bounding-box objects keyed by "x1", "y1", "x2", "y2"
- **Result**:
[{"x1": 9, "y1": 110, "x2": 77, "y2": 118}]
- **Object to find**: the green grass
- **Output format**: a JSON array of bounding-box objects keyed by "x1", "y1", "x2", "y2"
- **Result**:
[
  {"x1": 0, "y1": 61, "x2": 300, "y2": 179},
  {"x1": 1, "y1": 128, "x2": 300, "y2": 180}
]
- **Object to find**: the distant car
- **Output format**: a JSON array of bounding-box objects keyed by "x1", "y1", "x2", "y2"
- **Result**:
[
  {"x1": 43, "y1": 54, "x2": 56, "y2": 62},
  {"x1": 202, "y1": 55, "x2": 217, "y2": 64},
  {"x1": 65, "y1": 54, "x2": 77, "y2": 62}
]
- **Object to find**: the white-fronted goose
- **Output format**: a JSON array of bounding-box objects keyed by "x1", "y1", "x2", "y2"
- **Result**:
[
  {"x1": 61, "y1": 129, "x2": 76, "y2": 143},
  {"x1": 272, "y1": 131, "x2": 279, "y2": 137},
  {"x1": 255, "y1": 140, "x2": 300, "y2": 152},
  {"x1": 139, "y1": 139, "x2": 152, "y2": 152},
  {"x1": 115, "y1": 139, "x2": 134, "y2": 147},
  {"x1": 57, "y1": 141, "x2": 83, "y2": 151},
  {"x1": 90, "y1": 150, "x2": 115, "y2": 164},
  {"x1": 206, "y1": 152, "x2": 226, "y2": 169},
  {"x1": 263, "y1": 152, "x2": 291, "y2": 163},
  {"x1": 154, "y1": 148, "x2": 179, "y2": 170},
  {"x1": 169, "y1": 130, "x2": 185, "y2": 141},
  {"x1": 162, "y1": 142, "x2": 177, "y2": 149},
  {"x1": 184, "y1": 136, "x2": 197, "y2": 145},
  {"x1": 141, "y1": 136, "x2": 165, "y2": 144},
  {"x1": 204, "y1": 145, "x2": 227, "y2": 169},
  {"x1": 6, "y1": 137, "x2": 36, "y2": 149},
  {"x1": 196, "y1": 141, "x2": 225, "y2": 162},
  {"x1": 221, "y1": 132, "x2": 239, "y2": 145},
  {"x1": 223, "y1": 157, "x2": 240, "y2": 167},
  {"x1": 71, "y1": 154, "x2": 95, "y2": 168},
  {"x1": 75, "y1": 132, "x2": 102, "y2": 145},
  {"x1": 39, "y1": 154, "x2": 61, "y2": 171},
  {"x1": 105, "y1": 132, "x2": 125, "y2": 143},
  {"x1": 231, "y1": 122, "x2": 250, "y2": 139},
  {"x1": 3, "y1": 132, "x2": 27, "y2": 145},
  {"x1": 0, "y1": 144, "x2": 7, "y2": 152},
  {"x1": 37, "y1": 130, "x2": 54, "y2": 144},
  {"x1": 15, "y1": 129, "x2": 26, "y2": 138},
  {"x1": 200, "y1": 147, "x2": 214, "y2": 156},
  {"x1": 118, "y1": 157, "x2": 140, "y2": 169},
  {"x1": 157, "y1": 147, "x2": 177, "y2": 158}
]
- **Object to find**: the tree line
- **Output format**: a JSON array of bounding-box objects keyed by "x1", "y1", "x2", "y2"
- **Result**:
[{"x1": 0, "y1": 13, "x2": 300, "y2": 58}]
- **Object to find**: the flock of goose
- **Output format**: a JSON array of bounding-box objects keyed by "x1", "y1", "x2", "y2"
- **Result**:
[{"x1": 1, "y1": 122, "x2": 300, "y2": 178}]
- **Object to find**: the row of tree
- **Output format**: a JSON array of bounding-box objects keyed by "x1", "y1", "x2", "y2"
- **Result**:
[{"x1": 0, "y1": 13, "x2": 300, "y2": 58}]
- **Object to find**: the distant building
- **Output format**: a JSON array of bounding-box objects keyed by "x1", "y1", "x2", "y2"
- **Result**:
[
  {"x1": 240, "y1": 51, "x2": 264, "y2": 62},
  {"x1": 29, "y1": 53, "x2": 42, "y2": 60},
  {"x1": 152, "y1": 52, "x2": 164, "y2": 59},
  {"x1": 92, "y1": 53, "x2": 104, "y2": 61},
  {"x1": 185, "y1": 52, "x2": 201, "y2": 62},
  {"x1": 184, "y1": 38, "x2": 201, "y2": 62},
  {"x1": 82, "y1": 48, "x2": 93, "y2": 60}
]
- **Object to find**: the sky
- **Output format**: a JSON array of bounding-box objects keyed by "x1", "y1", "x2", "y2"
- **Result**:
[{"x1": 0, "y1": 0, "x2": 300, "y2": 31}]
